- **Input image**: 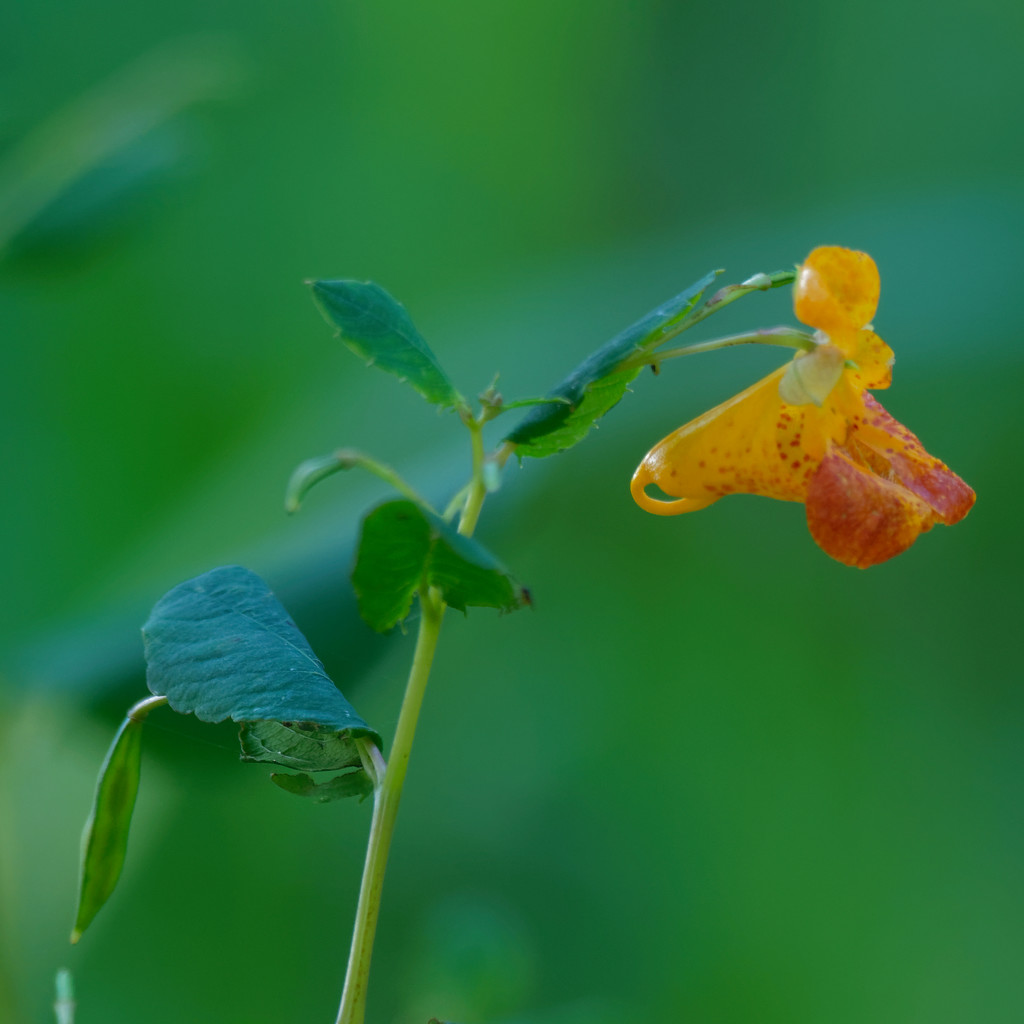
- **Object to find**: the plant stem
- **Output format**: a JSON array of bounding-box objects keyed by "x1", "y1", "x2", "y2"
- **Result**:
[
  {"x1": 335, "y1": 587, "x2": 446, "y2": 1024},
  {"x1": 680, "y1": 268, "x2": 797, "y2": 331},
  {"x1": 622, "y1": 326, "x2": 816, "y2": 372},
  {"x1": 53, "y1": 969, "x2": 75, "y2": 1024},
  {"x1": 457, "y1": 419, "x2": 488, "y2": 537},
  {"x1": 286, "y1": 449, "x2": 433, "y2": 515},
  {"x1": 334, "y1": 407, "x2": 506, "y2": 1024},
  {"x1": 126, "y1": 694, "x2": 168, "y2": 721}
]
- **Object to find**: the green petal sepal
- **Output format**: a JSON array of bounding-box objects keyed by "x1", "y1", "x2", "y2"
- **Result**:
[
  {"x1": 505, "y1": 268, "x2": 720, "y2": 457},
  {"x1": 352, "y1": 500, "x2": 528, "y2": 632},
  {"x1": 310, "y1": 279, "x2": 465, "y2": 410}
]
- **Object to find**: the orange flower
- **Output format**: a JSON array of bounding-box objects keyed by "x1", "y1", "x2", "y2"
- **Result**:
[{"x1": 630, "y1": 246, "x2": 975, "y2": 567}]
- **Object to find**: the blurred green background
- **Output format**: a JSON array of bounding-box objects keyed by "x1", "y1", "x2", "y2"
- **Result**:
[{"x1": 2, "y1": 1, "x2": 1022, "y2": 1022}]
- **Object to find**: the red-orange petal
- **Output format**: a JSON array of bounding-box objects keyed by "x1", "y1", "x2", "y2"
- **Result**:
[
  {"x1": 805, "y1": 448, "x2": 940, "y2": 567},
  {"x1": 853, "y1": 394, "x2": 976, "y2": 524},
  {"x1": 794, "y1": 247, "x2": 880, "y2": 334}
]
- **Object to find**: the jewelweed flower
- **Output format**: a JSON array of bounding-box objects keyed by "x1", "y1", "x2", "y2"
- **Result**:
[{"x1": 630, "y1": 246, "x2": 975, "y2": 567}]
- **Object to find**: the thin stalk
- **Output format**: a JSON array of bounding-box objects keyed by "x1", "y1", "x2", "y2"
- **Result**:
[
  {"x1": 54, "y1": 969, "x2": 75, "y2": 1024},
  {"x1": 678, "y1": 269, "x2": 797, "y2": 332},
  {"x1": 335, "y1": 587, "x2": 446, "y2": 1024},
  {"x1": 286, "y1": 449, "x2": 433, "y2": 515},
  {"x1": 334, "y1": 406, "x2": 508, "y2": 1024},
  {"x1": 457, "y1": 419, "x2": 488, "y2": 537},
  {"x1": 622, "y1": 326, "x2": 815, "y2": 373},
  {"x1": 126, "y1": 694, "x2": 168, "y2": 721},
  {"x1": 442, "y1": 481, "x2": 472, "y2": 522}
]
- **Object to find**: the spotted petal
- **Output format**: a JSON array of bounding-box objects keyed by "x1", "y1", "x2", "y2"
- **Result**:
[
  {"x1": 845, "y1": 330, "x2": 894, "y2": 389},
  {"x1": 852, "y1": 395, "x2": 976, "y2": 524},
  {"x1": 631, "y1": 366, "x2": 848, "y2": 514}
]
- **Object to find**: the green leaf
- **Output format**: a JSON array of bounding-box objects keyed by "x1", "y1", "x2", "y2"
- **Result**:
[
  {"x1": 506, "y1": 365, "x2": 642, "y2": 459},
  {"x1": 240, "y1": 720, "x2": 365, "y2": 772},
  {"x1": 142, "y1": 566, "x2": 381, "y2": 769},
  {"x1": 426, "y1": 517, "x2": 523, "y2": 615},
  {"x1": 270, "y1": 770, "x2": 374, "y2": 803},
  {"x1": 352, "y1": 500, "x2": 527, "y2": 632},
  {"x1": 351, "y1": 501, "x2": 432, "y2": 631},
  {"x1": 505, "y1": 269, "x2": 720, "y2": 456},
  {"x1": 310, "y1": 279, "x2": 464, "y2": 409},
  {"x1": 687, "y1": 267, "x2": 797, "y2": 324},
  {"x1": 71, "y1": 714, "x2": 145, "y2": 943}
]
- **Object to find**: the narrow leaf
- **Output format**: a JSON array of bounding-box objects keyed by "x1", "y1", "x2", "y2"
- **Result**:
[
  {"x1": 505, "y1": 269, "x2": 720, "y2": 456},
  {"x1": 352, "y1": 500, "x2": 527, "y2": 631},
  {"x1": 142, "y1": 566, "x2": 381, "y2": 769},
  {"x1": 311, "y1": 279, "x2": 464, "y2": 409},
  {"x1": 71, "y1": 715, "x2": 144, "y2": 943},
  {"x1": 270, "y1": 770, "x2": 373, "y2": 803}
]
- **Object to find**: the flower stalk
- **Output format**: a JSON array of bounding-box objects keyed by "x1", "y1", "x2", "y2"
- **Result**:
[
  {"x1": 335, "y1": 408, "x2": 497, "y2": 1024},
  {"x1": 335, "y1": 588, "x2": 445, "y2": 1024}
]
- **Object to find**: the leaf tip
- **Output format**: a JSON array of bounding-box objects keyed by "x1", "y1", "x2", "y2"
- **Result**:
[{"x1": 69, "y1": 928, "x2": 82, "y2": 945}]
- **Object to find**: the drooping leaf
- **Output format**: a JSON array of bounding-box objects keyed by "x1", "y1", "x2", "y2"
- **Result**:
[
  {"x1": 505, "y1": 269, "x2": 720, "y2": 456},
  {"x1": 270, "y1": 770, "x2": 374, "y2": 803},
  {"x1": 71, "y1": 714, "x2": 145, "y2": 943},
  {"x1": 240, "y1": 720, "x2": 365, "y2": 772},
  {"x1": 352, "y1": 500, "x2": 527, "y2": 632},
  {"x1": 311, "y1": 279, "x2": 464, "y2": 409},
  {"x1": 142, "y1": 566, "x2": 381, "y2": 770}
]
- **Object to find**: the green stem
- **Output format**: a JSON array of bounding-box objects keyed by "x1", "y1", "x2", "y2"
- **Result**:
[
  {"x1": 335, "y1": 587, "x2": 446, "y2": 1024},
  {"x1": 457, "y1": 419, "x2": 488, "y2": 537},
  {"x1": 286, "y1": 449, "x2": 433, "y2": 515},
  {"x1": 622, "y1": 326, "x2": 815, "y2": 372},
  {"x1": 54, "y1": 969, "x2": 75, "y2": 1024},
  {"x1": 680, "y1": 268, "x2": 797, "y2": 331},
  {"x1": 126, "y1": 694, "x2": 168, "y2": 721},
  {"x1": 334, "y1": 406, "x2": 508, "y2": 1024}
]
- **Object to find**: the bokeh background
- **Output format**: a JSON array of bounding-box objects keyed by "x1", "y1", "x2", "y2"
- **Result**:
[{"x1": 3, "y1": 2, "x2": 1022, "y2": 1022}]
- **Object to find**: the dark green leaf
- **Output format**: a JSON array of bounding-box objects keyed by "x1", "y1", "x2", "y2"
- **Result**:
[
  {"x1": 505, "y1": 269, "x2": 720, "y2": 456},
  {"x1": 311, "y1": 279, "x2": 464, "y2": 409},
  {"x1": 505, "y1": 365, "x2": 642, "y2": 459},
  {"x1": 142, "y1": 566, "x2": 381, "y2": 768},
  {"x1": 426, "y1": 515, "x2": 522, "y2": 615},
  {"x1": 270, "y1": 770, "x2": 373, "y2": 803},
  {"x1": 71, "y1": 715, "x2": 144, "y2": 943},
  {"x1": 352, "y1": 501, "x2": 527, "y2": 632},
  {"x1": 351, "y1": 502, "x2": 433, "y2": 632}
]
